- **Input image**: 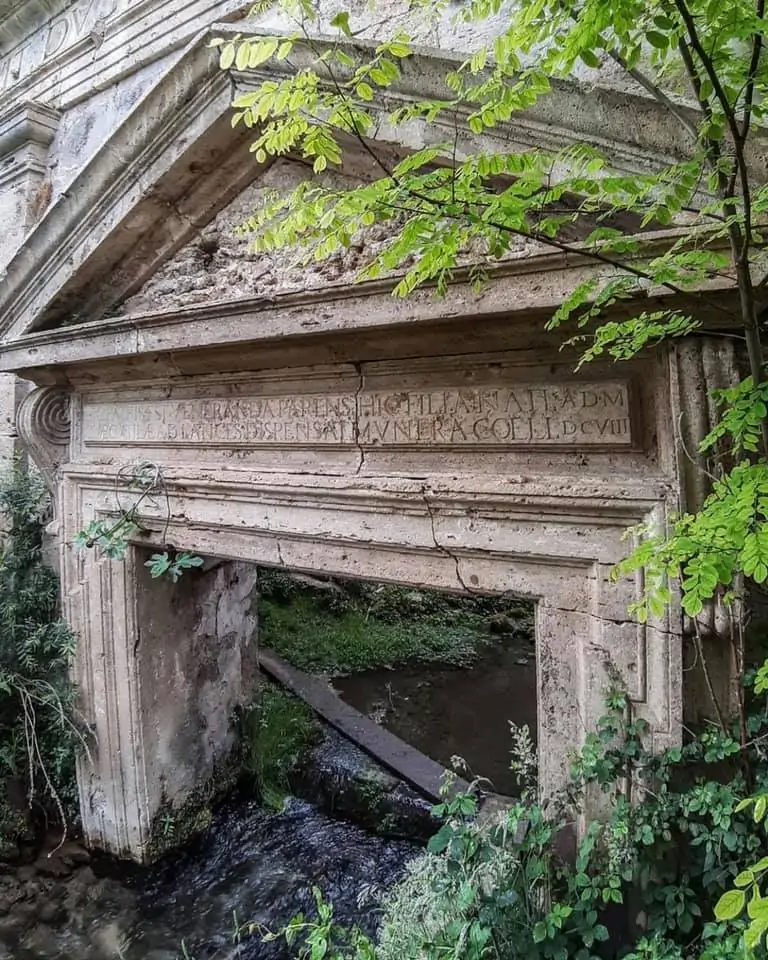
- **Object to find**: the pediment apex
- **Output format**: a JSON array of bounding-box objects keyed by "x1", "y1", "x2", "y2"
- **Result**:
[{"x1": 2, "y1": 21, "x2": 760, "y2": 346}]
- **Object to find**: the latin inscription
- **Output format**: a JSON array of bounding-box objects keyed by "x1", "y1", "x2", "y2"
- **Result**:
[
  {"x1": 83, "y1": 382, "x2": 633, "y2": 449},
  {"x1": 0, "y1": 0, "x2": 120, "y2": 91}
]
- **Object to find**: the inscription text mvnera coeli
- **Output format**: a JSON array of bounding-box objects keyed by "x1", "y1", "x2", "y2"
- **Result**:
[{"x1": 82, "y1": 382, "x2": 633, "y2": 448}]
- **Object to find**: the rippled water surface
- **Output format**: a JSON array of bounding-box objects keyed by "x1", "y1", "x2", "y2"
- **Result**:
[
  {"x1": 1, "y1": 794, "x2": 418, "y2": 960},
  {"x1": 124, "y1": 798, "x2": 418, "y2": 959}
]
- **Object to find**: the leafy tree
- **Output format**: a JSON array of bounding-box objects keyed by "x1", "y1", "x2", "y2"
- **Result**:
[{"x1": 215, "y1": 0, "x2": 768, "y2": 732}]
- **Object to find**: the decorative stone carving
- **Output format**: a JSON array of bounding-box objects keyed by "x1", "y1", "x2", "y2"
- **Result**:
[
  {"x1": 16, "y1": 385, "x2": 70, "y2": 487},
  {"x1": 0, "y1": 101, "x2": 59, "y2": 268}
]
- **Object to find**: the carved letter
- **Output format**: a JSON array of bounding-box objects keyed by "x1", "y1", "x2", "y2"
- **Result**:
[{"x1": 44, "y1": 19, "x2": 69, "y2": 58}]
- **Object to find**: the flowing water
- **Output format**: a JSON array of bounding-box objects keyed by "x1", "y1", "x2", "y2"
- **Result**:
[
  {"x1": 1, "y1": 732, "x2": 424, "y2": 960},
  {"x1": 123, "y1": 797, "x2": 418, "y2": 960}
]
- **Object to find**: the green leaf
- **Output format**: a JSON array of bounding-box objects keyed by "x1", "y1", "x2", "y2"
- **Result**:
[
  {"x1": 330, "y1": 11, "x2": 352, "y2": 36},
  {"x1": 219, "y1": 43, "x2": 236, "y2": 70},
  {"x1": 235, "y1": 42, "x2": 250, "y2": 71},
  {"x1": 646, "y1": 31, "x2": 669, "y2": 49},
  {"x1": 734, "y1": 869, "x2": 755, "y2": 888},
  {"x1": 748, "y1": 895, "x2": 768, "y2": 921},
  {"x1": 579, "y1": 49, "x2": 601, "y2": 68},
  {"x1": 357, "y1": 82, "x2": 374, "y2": 101},
  {"x1": 714, "y1": 889, "x2": 746, "y2": 922}
]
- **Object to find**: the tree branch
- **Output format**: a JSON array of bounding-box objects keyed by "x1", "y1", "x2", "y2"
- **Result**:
[
  {"x1": 607, "y1": 49, "x2": 701, "y2": 143},
  {"x1": 740, "y1": 0, "x2": 765, "y2": 143},
  {"x1": 673, "y1": 0, "x2": 754, "y2": 262}
]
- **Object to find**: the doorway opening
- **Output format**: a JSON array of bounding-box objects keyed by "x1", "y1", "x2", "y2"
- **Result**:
[{"x1": 256, "y1": 569, "x2": 537, "y2": 797}]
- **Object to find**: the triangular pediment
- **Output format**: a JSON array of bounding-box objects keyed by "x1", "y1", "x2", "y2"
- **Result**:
[
  {"x1": 0, "y1": 23, "x2": 747, "y2": 345},
  {"x1": 115, "y1": 158, "x2": 385, "y2": 317}
]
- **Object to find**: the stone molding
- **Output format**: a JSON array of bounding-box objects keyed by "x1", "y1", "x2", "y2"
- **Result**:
[
  {"x1": 60, "y1": 463, "x2": 681, "y2": 858},
  {"x1": 0, "y1": 0, "x2": 250, "y2": 107},
  {"x1": 0, "y1": 100, "x2": 60, "y2": 267},
  {"x1": 0, "y1": 250, "x2": 741, "y2": 380},
  {"x1": 0, "y1": 99, "x2": 59, "y2": 162},
  {"x1": 16, "y1": 384, "x2": 70, "y2": 486}
]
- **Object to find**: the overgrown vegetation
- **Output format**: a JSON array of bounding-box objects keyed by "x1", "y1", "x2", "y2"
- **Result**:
[
  {"x1": 219, "y1": 680, "x2": 768, "y2": 960},
  {"x1": 258, "y1": 569, "x2": 533, "y2": 675},
  {"x1": 0, "y1": 461, "x2": 84, "y2": 855},
  {"x1": 238, "y1": 682, "x2": 321, "y2": 809},
  {"x1": 153, "y1": 0, "x2": 768, "y2": 955},
  {"x1": 209, "y1": 0, "x2": 768, "y2": 955}
]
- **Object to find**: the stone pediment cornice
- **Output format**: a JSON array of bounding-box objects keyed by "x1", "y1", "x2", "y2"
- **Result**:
[
  {"x1": 0, "y1": 99, "x2": 59, "y2": 159},
  {"x1": 0, "y1": 246, "x2": 741, "y2": 386},
  {"x1": 0, "y1": 24, "x2": 759, "y2": 348}
]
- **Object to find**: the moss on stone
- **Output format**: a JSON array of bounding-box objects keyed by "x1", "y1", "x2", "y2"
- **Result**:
[
  {"x1": 237, "y1": 683, "x2": 321, "y2": 810},
  {"x1": 257, "y1": 570, "x2": 533, "y2": 676},
  {"x1": 146, "y1": 756, "x2": 239, "y2": 860}
]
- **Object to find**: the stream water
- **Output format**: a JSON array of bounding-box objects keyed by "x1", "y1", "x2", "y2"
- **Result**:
[
  {"x1": 1, "y1": 732, "x2": 423, "y2": 960},
  {"x1": 123, "y1": 797, "x2": 418, "y2": 960}
]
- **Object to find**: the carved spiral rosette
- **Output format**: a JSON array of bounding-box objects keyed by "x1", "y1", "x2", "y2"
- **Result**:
[{"x1": 17, "y1": 387, "x2": 72, "y2": 489}]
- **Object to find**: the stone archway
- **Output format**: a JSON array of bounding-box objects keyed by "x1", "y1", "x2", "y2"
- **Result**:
[{"x1": 15, "y1": 324, "x2": 688, "y2": 860}]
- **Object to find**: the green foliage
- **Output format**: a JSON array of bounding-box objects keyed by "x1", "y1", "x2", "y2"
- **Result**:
[
  {"x1": 213, "y1": 0, "x2": 768, "y2": 345},
  {"x1": 228, "y1": 682, "x2": 768, "y2": 960},
  {"x1": 214, "y1": 0, "x2": 768, "y2": 648},
  {"x1": 238, "y1": 683, "x2": 320, "y2": 809},
  {"x1": 258, "y1": 569, "x2": 532, "y2": 675},
  {"x1": 0, "y1": 460, "x2": 85, "y2": 850},
  {"x1": 145, "y1": 550, "x2": 205, "y2": 583},
  {"x1": 73, "y1": 515, "x2": 139, "y2": 559},
  {"x1": 74, "y1": 462, "x2": 203, "y2": 582},
  {"x1": 614, "y1": 457, "x2": 768, "y2": 621},
  {"x1": 240, "y1": 886, "x2": 377, "y2": 960},
  {"x1": 714, "y1": 793, "x2": 768, "y2": 955}
]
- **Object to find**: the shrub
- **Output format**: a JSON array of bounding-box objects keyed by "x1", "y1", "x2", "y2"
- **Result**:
[
  {"x1": 240, "y1": 679, "x2": 768, "y2": 960},
  {"x1": 0, "y1": 460, "x2": 85, "y2": 852}
]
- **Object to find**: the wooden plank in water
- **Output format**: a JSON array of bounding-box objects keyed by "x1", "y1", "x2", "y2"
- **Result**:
[{"x1": 257, "y1": 647, "x2": 470, "y2": 803}]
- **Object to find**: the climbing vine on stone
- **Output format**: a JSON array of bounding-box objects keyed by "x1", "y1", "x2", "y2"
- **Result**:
[{"x1": 74, "y1": 461, "x2": 203, "y2": 582}]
